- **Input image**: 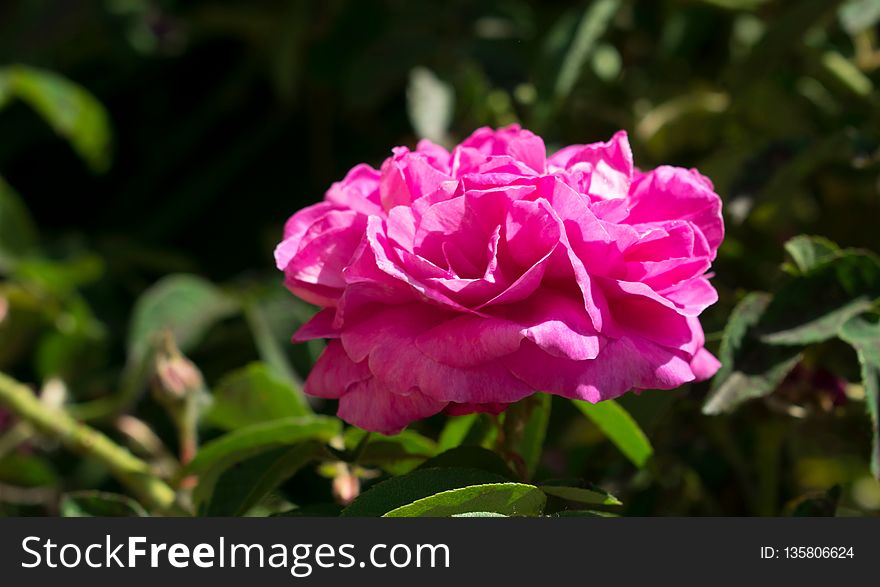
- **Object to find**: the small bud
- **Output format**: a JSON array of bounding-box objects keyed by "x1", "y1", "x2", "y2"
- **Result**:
[
  {"x1": 0, "y1": 295, "x2": 8, "y2": 325},
  {"x1": 332, "y1": 464, "x2": 361, "y2": 506},
  {"x1": 152, "y1": 330, "x2": 204, "y2": 405}
]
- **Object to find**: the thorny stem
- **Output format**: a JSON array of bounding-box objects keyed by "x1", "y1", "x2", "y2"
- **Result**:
[{"x1": 0, "y1": 371, "x2": 178, "y2": 513}]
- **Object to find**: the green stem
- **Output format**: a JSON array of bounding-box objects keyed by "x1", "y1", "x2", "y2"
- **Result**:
[{"x1": 0, "y1": 371, "x2": 177, "y2": 512}]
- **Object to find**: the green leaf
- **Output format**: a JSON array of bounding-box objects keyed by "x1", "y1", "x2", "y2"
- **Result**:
[
  {"x1": 341, "y1": 467, "x2": 510, "y2": 517},
  {"x1": 344, "y1": 428, "x2": 436, "y2": 475},
  {"x1": 704, "y1": 292, "x2": 802, "y2": 414},
  {"x1": 384, "y1": 483, "x2": 545, "y2": 518},
  {"x1": 207, "y1": 363, "x2": 310, "y2": 430},
  {"x1": 572, "y1": 399, "x2": 653, "y2": 467},
  {"x1": 554, "y1": 0, "x2": 621, "y2": 99},
  {"x1": 0, "y1": 65, "x2": 112, "y2": 172},
  {"x1": 517, "y1": 394, "x2": 551, "y2": 478},
  {"x1": 128, "y1": 274, "x2": 238, "y2": 367},
  {"x1": 759, "y1": 252, "x2": 880, "y2": 345},
  {"x1": 839, "y1": 314, "x2": 880, "y2": 478},
  {"x1": 540, "y1": 481, "x2": 622, "y2": 506},
  {"x1": 200, "y1": 441, "x2": 322, "y2": 516},
  {"x1": 60, "y1": 491, "x2": 147, "y2": 517},
  {"x1": 551, "y1": 509, "x2": 619, "y2": 517},
  {"x1": 242, "y1": 294, "x2": 305, "y2": 392},
  {"x1": 418, "y1": 446, "x2": 517, "y2": 480},
  {"x1": 0, "y1": 176, "x2": 38, "y2": 270},
  {"x1": 783, "y1": 235, "x2": 841, "y2": 274},
  {"x1": 437, "y1": 414, "x2": 478, "y2": 451},
  {"x1": 182, "y1": 415, "x2": 340, "y2": 479},
  {"x1": 451, "y1": 511, "x2": 508, "y2": 517}
]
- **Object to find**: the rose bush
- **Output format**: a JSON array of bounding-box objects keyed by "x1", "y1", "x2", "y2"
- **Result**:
[{"x1": 276, "y1": 125, "x2": 723, "y2": 434}]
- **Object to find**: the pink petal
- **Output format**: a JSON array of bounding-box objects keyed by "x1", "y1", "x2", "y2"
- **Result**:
[
  {"x1": 304, "y1": 340, "x2": 372, "y2": 399},
  {"x1": 337, "y1": 378, "x2": 447, "y2": 434},
  {"x1": 506, "y1": 337, "x2": 695, "y2": 403},
  {"x1": 625, "y1": 166, "x2": 724, "y2": 257},
  {"x1": 292, "y1": 308, "x2": 339, "y2": 342}
]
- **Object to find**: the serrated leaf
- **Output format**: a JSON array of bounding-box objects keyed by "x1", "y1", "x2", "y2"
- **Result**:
[
  {"x1": 207, "y1": 363, "x2": 310, "y2": 430},
  {"x1": 705, "y1": 292, "x2": 803, "y2": 414},
  {"x1": 839, "y1": 314, "x2": 880, "y2": 477},
  {"x1": 60, "y1": 491, "x2": 147, "y2": 517},
  {"x1": 759, "y1": 252, "x2": 880, "y2": 345},
  {"x1": 783, "y1": 235, "x2": 840, "y2": 274},
  {"x1": 418, "y1": 446, "x2": 517, "y2": 480},
  {"x1": 572, "y1": 398, "x2": 653, "y2": 467},
  {"x1": 0, "y1": 65, "x2": 112, "y2": 172},
  {"x1": 384, "y1": 483, "x2": 545, "y2": 518},
  {"x1": 182, "y1": 416, "x2": 340, "y2": 479},
  {"x1": 200, "y1": 441, "x2": 322, "y2": 516},
  {"x1": 341, "y1": 467, "x2": 510, "y2": 517}
]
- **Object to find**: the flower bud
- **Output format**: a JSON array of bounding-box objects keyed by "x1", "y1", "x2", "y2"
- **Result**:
[
  {"x1": 151, "y1": 330, "x2": 204, "y2": 405},
  {"x1": 332, "y1": 464, "x2": 360, "y2": 506},
  {"x1": 0, "y1": 295, "x2": 8, "y2": 325}
]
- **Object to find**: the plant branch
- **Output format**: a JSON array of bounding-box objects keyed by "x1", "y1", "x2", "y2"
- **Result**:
[{"x1": 0, "y1": 371, "x2": 177, "y2": 512}]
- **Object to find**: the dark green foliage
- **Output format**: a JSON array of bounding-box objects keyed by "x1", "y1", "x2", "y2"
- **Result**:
[{"x1": 1, "y1": 0, "x2": 880, "y2": 517}]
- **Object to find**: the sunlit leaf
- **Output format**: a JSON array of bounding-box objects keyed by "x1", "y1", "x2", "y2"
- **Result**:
[
  {"x1": 572, "y1": 398, "x2": 653, "y2": 467},
  {"x1": 341, "y1": 468, "x2": 510, "y2": 517},
  {"x1": 384, "y1": 483, "x2": 545, "y2": 517},
  {"x1": 437, "y1": 413, "x2": 479, "y2": 452},
  {"x1": 540, "y1": 481, "x2": 622, "y2": 506}
]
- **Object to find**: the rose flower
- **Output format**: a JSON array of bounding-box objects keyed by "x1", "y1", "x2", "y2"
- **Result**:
[{"x1": 276, "y1": 125, "x2": 723, "y2": 434}]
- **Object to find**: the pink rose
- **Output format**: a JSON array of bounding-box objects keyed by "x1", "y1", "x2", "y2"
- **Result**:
[{"x1": 276, "y1": 125, "x2": 723, "y2": 434}]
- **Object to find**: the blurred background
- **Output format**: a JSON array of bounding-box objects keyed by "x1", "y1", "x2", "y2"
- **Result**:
[{"x1": 1, "y1": 0, "x2": 880, "y2": 516}]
